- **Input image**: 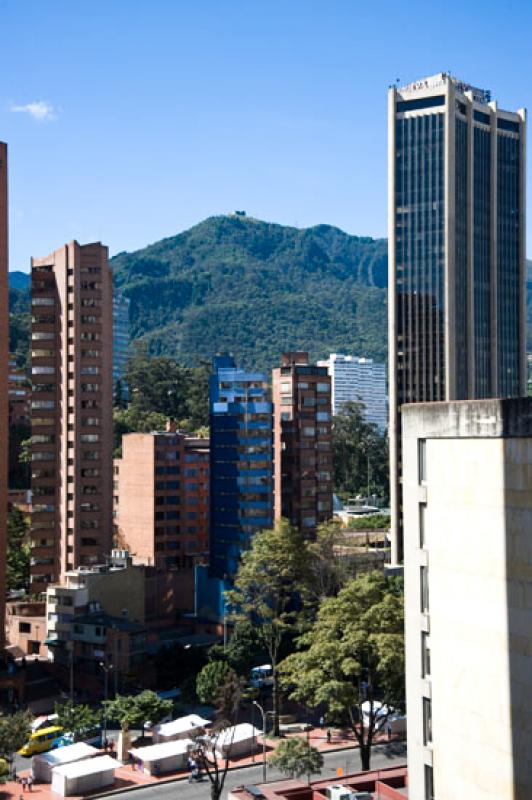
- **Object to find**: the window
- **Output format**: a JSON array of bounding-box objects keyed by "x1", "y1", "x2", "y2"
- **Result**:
[
  {"x1": 397, "y1": 94, "x2": 444, "y2": 112},
  {"x1": 420, "y1": 566, "x2": 429, "y2": 613},
  {"x1": 424, "y1": 764, "x2": 434, "y2": 800},
  {"x1": 419, "y1": 504, "x2": 426, "y2": 547},
  {"x1": 316, "y1": 382, "x2": 330, "y2": 392},
  {"x1": 280, "y1": 381, "x2": 291, "y2": 393},
  {"x1": 19, "y1": 622, "x2": 31, "y2": 633},
  {"x1": 316, "y1": 411, "x2": 329, "y2": 422},
  {"x1": 423, "y1": 697, "x2": 432, "y2": 745},
  {"x1": 421, "y1": 632, "x2": 431, "y2": 678},
  {"x1": 418, "y1": 439, "x2": 427, "y2": 483}
]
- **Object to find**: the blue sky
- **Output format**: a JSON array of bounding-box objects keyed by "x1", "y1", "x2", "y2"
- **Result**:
[{"x1": 1, "y1": 0, "x2": 531, "y2": 269}]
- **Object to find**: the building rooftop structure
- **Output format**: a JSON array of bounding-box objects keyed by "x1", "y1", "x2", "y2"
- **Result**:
[{"x1": 228, "y1": 766, "x2": 408, "y2": 800}]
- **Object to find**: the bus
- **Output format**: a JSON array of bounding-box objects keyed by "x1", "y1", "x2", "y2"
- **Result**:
[
  {"x1": 250, "y1": 664, "x2": 273, "y2": 689},
  {"x1": 18, "y1": 725, "x2": 65, "y2": 757}
]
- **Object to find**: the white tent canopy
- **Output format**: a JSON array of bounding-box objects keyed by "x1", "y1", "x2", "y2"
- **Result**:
[
  {"x1": 32, "y1": 742, "x2": 99, "y2": 783},
  {"x1": 51, "y1": 755, "x2": 120, "y2": 797},
  {"x1": 129, "y1": 737, "x2": 194, "y2": 775},
  {"x1": 213, "y1": 723, "x2": 261, "y2": 759},
  {"x1": 153, "y1": 714, "x2": 210, "y2": 743}
]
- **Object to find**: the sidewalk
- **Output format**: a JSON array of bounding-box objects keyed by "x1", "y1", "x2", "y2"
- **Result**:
[{"x1": 1, "y1": 728, "x2": 404, "y2": 800}]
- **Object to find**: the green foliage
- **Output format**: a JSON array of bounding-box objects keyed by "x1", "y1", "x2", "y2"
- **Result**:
[
  {"x1": 268, "y1": 738, "x2": 324, "y2": 780},
  {"x1": 226, "y1": 519, "x2": 310, "y2": 736},
  {"x1": 111, "y1": 215, "x2": 388, "y2": 370},
  {"x1": 196, "y1": 661, "x2": 231, "y2": 705},
  {"x1": 6, "y1": 508, "x2": 30, "y2": 592},
  {"x1": 54, "y1": 702, "x2": 100, "y2": 742},
  {"x1": 303, "y1": 522, "x2": 350, "y2": 611},
  {"x1": 9, "y1": 421, "x2": 31, "y2": 489},
  {"x1": 279, "y1": 572, "x2": 404, "y2": 771},
  {"x1": 8, "y1": 287, "x2": 31, "y2": 370},
  {"x1": 194, "y1": 668, "x2": 242, "y2": 800},
  {"x1": 332, "y1": 402, "x2": 389, "y2": 503},
  {"x1": 0, "y1": 710, "x2": 32, "y2": 764},
  {"x1": 113, "y1": 407, "x2": 168, "y2": 454},
  {"x1": 209, "y1": 620, "x2": 267, "y2": 677},
  {"x1": 104, "y1": 690, "x2": 173, "y2": 732},
  {"x1": 346, "y1": 513, "x2": 390, "y2": 531}
]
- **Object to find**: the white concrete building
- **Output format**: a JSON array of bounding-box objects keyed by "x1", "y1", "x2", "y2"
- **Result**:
[
  {"x1": 318, "y1": 354, "x2": 387, "y2": 431},
  {"x1": 402, "y1": 397, "x2": 532, "y2": 800}
]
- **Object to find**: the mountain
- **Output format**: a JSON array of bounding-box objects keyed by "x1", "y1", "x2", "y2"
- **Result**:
[
  {"x1": 111, "y1": 215, "x2": 388, "y2": 371},
  {"x1": 8, "y1": 271, "x2": 30, "y2": 290}
]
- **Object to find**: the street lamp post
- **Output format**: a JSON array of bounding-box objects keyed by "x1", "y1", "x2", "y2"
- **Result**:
[{"x1": 253, "y1": 701, "x2": 275, "y2": 783}]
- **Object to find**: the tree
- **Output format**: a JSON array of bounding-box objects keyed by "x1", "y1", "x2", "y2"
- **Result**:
[
  {"x1": 208, "y1": 620, "x2": 267, "y2": 677},
  {"x1": 268, "y1": 738, "x2": 323, "y2": 782},
  {"x1": 196, "y1": 661, "x2": 230, "y2": 705},
  {"x1": 279, "y1": 572, "x2": 404, "y2": 771},
  {"x1": 6, "y1": 507, "x2": 30, "y2": 592},
  {"x1": 54, "y1": 702, "x2": 100, "y2": 742},
  {"x1": 104, "y1": 690, "x2": 173, "y2": 735},
  {"x1": 0, "y1": 710, "x2": 31, "y2": 775},
  {"x1": 332, "y1": 402, "x2": 389, "y2": 504},
  {"x1": 194, "y1": 669, "x2": 242, "y2": 800},
  {"x1": 226, "y1": 519, "x2": 309, "y2": 736},
  {"x1": 303, "y1": 521, "x2": 350, "y2": 612}
]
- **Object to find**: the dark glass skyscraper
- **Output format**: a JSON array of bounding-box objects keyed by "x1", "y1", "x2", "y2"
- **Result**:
[
  {"x1": 389, "y1": 73, "x2": 526, "y2": 562},
  {"x1": 209, "y1": 354, "x2": 273, "y2": 578}
]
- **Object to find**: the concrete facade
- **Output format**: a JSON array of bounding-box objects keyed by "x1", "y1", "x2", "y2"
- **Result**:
[
  {"x1": 114, "y1": 428, "x2": 209, "y2": 568},
  {"x1": 389, "y1": 73, "x2": 527, "y2": 564},
  {"x1": 272, "y1": 352, "x2": 333, "y2": 534},
  {"x1": 0, "y1": 143, "x2": 8, "y2": 647},
  {"x1": 402, "y1": 398, "x2": 532, "y2": 800}
]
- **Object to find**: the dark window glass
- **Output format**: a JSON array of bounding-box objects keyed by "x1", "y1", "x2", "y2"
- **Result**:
[
  {"x1": 473, "y1": 109, "x2": 490, "y2": 125},
  {"x1": 396, "y1": 95, "x2": 445, "y2": 113},
  {"x1": 497, "y1": 117, "x2": 519, "y2": 133}
]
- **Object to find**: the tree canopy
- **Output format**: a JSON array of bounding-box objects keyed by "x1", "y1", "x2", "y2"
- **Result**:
[
  {"x1": 279, "y1": 572, "x2": 404, "y2": 771},
  {"x1": 104, "y1": 690, "x2": 173, "y2": 732},
  {"x1": 226, "y1": 519, "x2": 309, "y2": 736},
  {"x1": 0, "y1": 710, "x2": 32, "y2": 769},
  {"x1": 54, "y1": 702, "x2": 100, "y2": 742},
  {"x1": 332, "y1": 402, "x2": 389, "y2": 504},
  {"x1": 268, "y1": 738, "x2": 324, "y2": 781},
  {"x1": 6, "y1": 507, "x2": 30, "y2": 593},
  {"x1": 196, "y1": 661, "x2": 231, "y2": 705}
]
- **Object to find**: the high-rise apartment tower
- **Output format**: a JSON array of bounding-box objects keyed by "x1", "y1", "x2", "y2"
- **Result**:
[
  {"x1": 0, "y1": 143, "x2": 8, "y2": 647},
  {"x1": 272, "y1": 352, "x2": 333, "y2": 534},
  {"x1": 31, "y1": 242, "x2": 113, "y2": 594},
  {"x1": 209, "y1": 355, "x2": 273, "y2": 578},
  {"x1": 389, "y1": 73, "x2": 526, "y2": 563},
  {"x1": 318, "y1": 353, "x2": 387, "y2": 431}
]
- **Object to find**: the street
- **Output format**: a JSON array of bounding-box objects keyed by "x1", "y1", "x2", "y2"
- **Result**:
[{"x1": 100, "y1": 741, "x2": 407, "y2": 799}]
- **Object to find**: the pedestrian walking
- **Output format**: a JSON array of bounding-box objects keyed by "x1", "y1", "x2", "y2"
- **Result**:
[
  {"x1": 319, "y1": 715, "x2": 325, "y2": 729},
  {"x1": 387, "y1": 721, "x2": 392, "y2": 741},
  {"x1": 326, "y1": 729, "x2": 332, "y2": 744},
  {"x1": 27, "y1": 775, "x2": 33, "y2": 792},
  {"x1": 20, "y1": 776, "x2": 27, "y2": 792}
]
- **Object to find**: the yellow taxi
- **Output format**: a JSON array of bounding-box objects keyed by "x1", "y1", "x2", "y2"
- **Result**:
[{"x1": 18, "y1": 725, "x2": 64, "y2": 757}]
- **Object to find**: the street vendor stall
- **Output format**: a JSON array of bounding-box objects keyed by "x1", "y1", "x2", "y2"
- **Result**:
[
  {"x1": 32, "y1": 741, "x2": 99, "y2": 783},
  {"x1": 50, "y1": 755, "x2": 120, "y2": 797},
  {"x1": 152, "y1": 714, "x2": 210, "y2": 744},
  {"x1": 129, "y1": 737, "x2": 194, "y2": 775}
]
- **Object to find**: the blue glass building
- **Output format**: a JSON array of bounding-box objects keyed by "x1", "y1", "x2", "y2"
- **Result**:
[{"x1": 209, "y1": 354, "x2": 273, "y2": 578}]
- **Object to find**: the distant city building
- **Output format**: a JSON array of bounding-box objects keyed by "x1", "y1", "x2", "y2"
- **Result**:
[
  {"x1": 114, "y1": 423, "x2": 209, "y2": 569},
  {"x1": 8, "y1": 355, "x2": 30, "y2": 426},
  {"x1": 272, "y1": 352, "x2": 333, "y2": 534},
  {"x1": 389, "y1": 73, "x2": 526, "y2": 563},
  {"x1": 318, "y1": 353, "x2": 387, "y2": 431},
  {"x1": 209, "y1": 354, "x2": 273, "y2": 578},
  {"x1": 403, "y1": 398, "x2": 532, "y2": 799},
  {"x1": 0, "y1": 143, "x2": 8, "y2": 648},
  {"x1": 30, "y1": 242, "x2": 113, "y2": 594},
  {"x1": 113, "y1": 292, "x2": 130, "y2": 397}
]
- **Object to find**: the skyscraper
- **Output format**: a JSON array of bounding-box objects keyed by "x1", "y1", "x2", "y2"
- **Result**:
[
  {"x1": 209, "y1": 355, "x2": 273, "y2": 578},
  {"x1": 318, "y1": 353, "x2": 387, "y2": 431},
  {"x1": 0, "y1": 143, "x2": 8, "y2": 647},
  {"x1": 272, "y1": 352, "x2": 333, "y2": 534},
  {"x1": 113, "y1": 291, "x2": 130, "y2": 398},
  {"x1": 388, "y1": 73, "x2": 526, "y2": 563},
  {"x1": 30, "y1": 242, "x2": 113, "y2": 593}
]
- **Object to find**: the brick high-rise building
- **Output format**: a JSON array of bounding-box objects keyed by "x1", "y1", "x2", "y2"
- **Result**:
[
  {"x1": 272, "y1": 352, "x2": 333, "y2": 535},
  {"x1": 30, "y1": 242, "x2": 113, "y2": 594},
  {"x1": 0, "y1": 143, "x2": 8, "y2": 647},
  {"x1": 114, "y1": 425, "x2": 209, "y2": 569}
]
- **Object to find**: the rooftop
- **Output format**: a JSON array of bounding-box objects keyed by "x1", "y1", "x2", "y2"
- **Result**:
[{"x1": 398, "y1": 72, "x2": 490, "y2": 103}]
